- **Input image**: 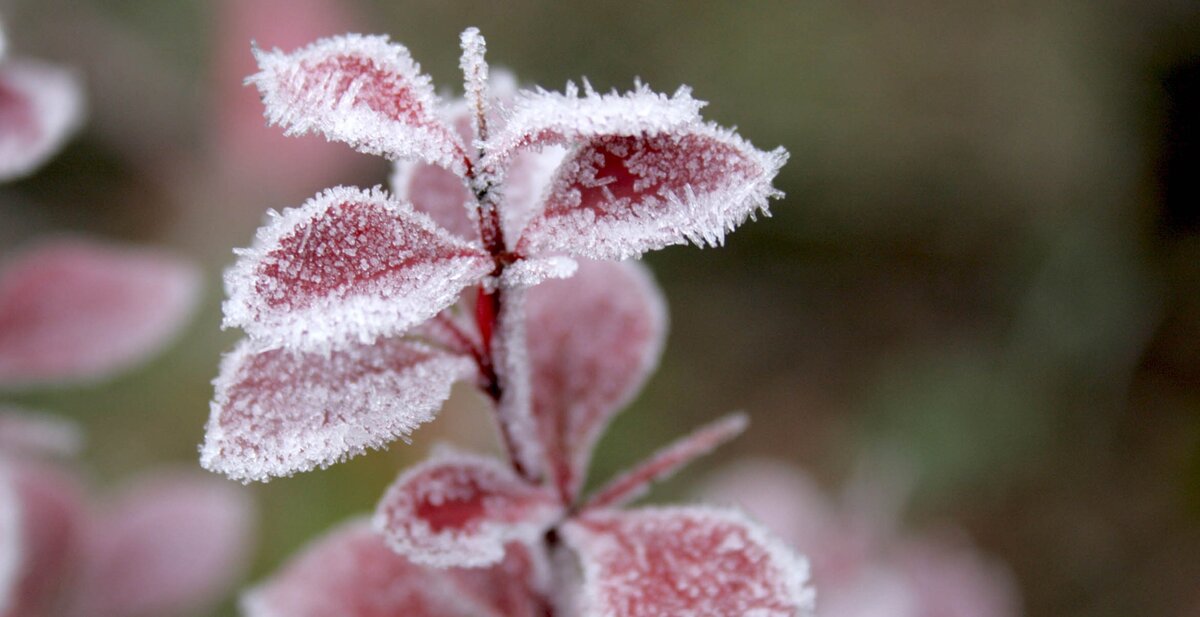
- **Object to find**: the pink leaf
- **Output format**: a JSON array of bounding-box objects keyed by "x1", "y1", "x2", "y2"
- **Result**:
[
  {"x1": 3, "y1": 462, "x2": 86, "y2": 617},
  {"x1": 445, "y1": 542, "x2": 550, "y2": 617},
  {"x1": 374, "y1": 448, "x2": 561, "y2": 568},
  {"x1": 390, "y1": 157, "x2": 476, "y2": 242},
  {"x1": 0, "y1": 59, "x2": 83, "y2": 181},
  {"x1": 0, "y1": 408, "x2": 82, "y2": 459},
  {"x1": 499, "y1": 145, "x2": 568, "y2": 247},
  {"x1": 203, "y1": 337, "x2": 475, "y2": 482},
  {"x1": 488, "y1": 82, "x2": 704, "y2": 166},
  {"x1": 222, "y1": 186, "x2": 493, "y2": 351},
  {"x1": 525, "y1": 260, "x2": 666, "y2": 501},
  {"x1": 895, "y1": 535, "x2": 1021, "y2": 617},
  {"x1": 517, "y1": 125, "x2": 788, "y2": 260},
  {"x1": 0, "y1": 239, "x2": 199, "y2": 387},
  {"x1": 66, "y1": 470, "x2": 255, "y2": 617},
  {"x1": 248, "y1": 34, "x2": 467, "y2": 174},
  {"x1": 242, "y1": 518, "x2": 500, "y2": 617},
  {"x1": 562, "y1": 506, "x2": 814, "y2": 617},
  {"x1": 582, "y1": 413, "x2": 747, "y2": 511}
]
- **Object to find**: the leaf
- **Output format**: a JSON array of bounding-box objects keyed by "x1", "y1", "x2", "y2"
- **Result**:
[
  {"x1": 3, "y1": 462, "x2": 86, "y2": 617},
  {"x1": 390, "y1": 155, "x2": 477, "y2": 242},
  {"x1": 445, "y1": 542, "x2": 550, "y2": 617},
  {"x1": 0, "y1": 239, "x2": 200, "y2": 388},
  {"x1": 374, "y1": 448, "x2": 561, "y2": 568},
  {"x1": 241, "y1": 519, "x2": 502, "y2": 617},
  {"x1": 562, "y1": 506, "x2": 814, "y2": 617},
  {"x1": 248, "y1": 33, "x2": 467, "y2": 173},
  {"x1": 582, "y1": 413, "x2": 747, "y2": 511},
  {"x1": 487, "y1": 82, "x2": 704, "y2": 166},
  {"x1": 0, "y1": 59, "x2": 84, "y2": 181},
  {"x1": 517, "y1": 125, "x2": 788, "y2": 260},
  {"x1": 222, "y1": 186, "x2": 493, "y2": 351},
  {"x1": 525, "y1": 260, "x2": 666, "y2": 502},
  {"x1": 66, "y1": 470, "x2": 255, "y2": 617},
  {"x1": 202, "y1": 337, "x2": 475, "y2": 482}
]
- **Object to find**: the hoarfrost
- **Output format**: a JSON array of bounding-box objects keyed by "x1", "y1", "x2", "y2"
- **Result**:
[
  {"x1": 488, "y1": 81, "x2": 704, "y2": 166},
  {"x1": 242, "y1": 519, "x2": 498, "y2": 617},
  {"x1": 374, "y1": 447, "x2": 560, "y2": 568},
  {"x1": 499, "y1": 256, "x2": 577, "y2": 289},
  {"x1": 562, "y1": 506, "x2": 814, "y2": 617},
  {"x1": 221, "y1": 186, "x2": 493, "y2": 352},
  {"x1": 518, "y1": 124, "x2": 789, "y2": 261},
  {"x1": 582, "y1": 412, "x2": 748, "y2": 511},
  {"x1": 202, "y1": 337, "x2": 475, "y2": 482},
  {"x1": 0, "y1": 239, "x2": 200, "y2": 387},
  {"x1": 0, "y1": 59, "x2": 84, "y2": 181},
  {"x1": 248, "y1": 34, "x2": 467, "y2": 174},
  {"x1": 525, "y1": 260, "x2": 666, "y2": 501}
]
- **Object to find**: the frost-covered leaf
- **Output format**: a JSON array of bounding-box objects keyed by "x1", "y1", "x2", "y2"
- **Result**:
[
  {"x1": 562, "y1": 506, "x2": 814, "y2": 617},
  {"x1": 242, "y1": 518, "x2": 499, "y2": 617},
  {"x1": 202, "y1": 337, "x2": 475, "y2": 482},
  {"x1": 499, "y1": 145, "x2": 567, "y2": 246},
  {"x1": 248, "y1": 33, "x2": 466, "y2": 173},
  {"x1": 0, "y1": 408, "x2": 82, "y2": 458},
  {"x1": 0, "y1": 239, "x2": 199, "y2": 387},
  {"x1": 526, "y1": 260, "x2": 666, "y2": 501},
  {"x1": 3, "y1": 462, "x2": 86, "y2": 617},
  {"x1": 499, "y1": 255, "x2": 577, "y2": 289},
  {"x1": 488, "y1": 82, "x2": 703, "y2": 166},
  {"x1": 518, "y1": 125, "x2": 788, "y2": 260},
  {"x1": 0, "y1": 59, "x2": 83, "y2": 181},
  {"x1": 374, "y1": 448, "x2": 561, "y2": 568},
  {"x1": 222, "y1": 186, "x2": 493, "y2": 351},
  {"x1": 582, "y1": 413, "x2": 747, "y2": 511},
  {"x1": 66, "y1": 470, "x2": 254, "y2": 617},
  {"x1": 446, "y1": 542, "x2": 549, "y2": 617},
  {"x1": 390, "y1": 156, "x2": 476, "y2": 241}
]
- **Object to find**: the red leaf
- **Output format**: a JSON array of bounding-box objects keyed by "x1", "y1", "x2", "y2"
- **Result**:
[
  {"x1": 582, "y1": 413, "x2": 747, "y2": 511},
  {"x1": 0, "y1": 59, "x2": 83, "y2": 181},
  {"x1": 2, "y1": 462, "x2": 86, "y2": 617},
  {"x1": 202, "y1": 337, "x2": 475, "y2": 482},
  {"x1": 374, "y1": 448, "x2": 561, "y2": 568},
  {"x1": 562, "y1": 506, "x2": 814, "y2": 617},
  {"x1": 0, "y1": 239, "x2": 199, "y2": 387},
  {"x1": 242, "y1": 519, "x2": 503, "y2": 617},
  {"x1": 525, "y1": 260, "x2": 666, "y2": 502},
  {"x1": 517, "y1": 125, "x2": 788, "y2": 261},
  {"x1": 248, "y1": 34, "x2": 467, "y2": 173},
  {"x1": 66, "y1": 470, "x2": 254, "y2": 617},
  {"x1": 446, "y1": 542, "x2": 550, "y2": 617},
  {"x1": 222, "y1": 186, "x2": 493, "y2": 351}
]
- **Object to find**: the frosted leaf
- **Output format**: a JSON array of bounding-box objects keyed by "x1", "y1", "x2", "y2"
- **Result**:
[
  {"x1": 499, "y1": 256, "x2": 577, "y2": 289},
  {"x1": 0, "y1": 408, "x2": 82, "y2": 458},
  {"x1": 500, "y1": 145, "x2": 567, "y2": 246},
  {"x1": 202, "y1": 337, "x2": 475, "y2": 482},
  {"x1": 66, "y1": 470, "x2": 255, "y2": 617},
  {"x1": 0, "y1": 239, "x2": 200, "y2": 387},
  {"x1": 248, "y1": 34, "x2": 467, "y2": 174},
  {"x1": 390, "y1": 157, "x2": 477, "y2": 242},
  {"x1": 0, "y1": 59, "x2": 84, "y2": 181},
  {"x1": 582, "y1": 413, "x2": 748, "y2": 511},
  {"x1": 4, "y1": 462, "x2": 86, "y2": 617},
  {"x1": 518, "y1": 124, "x2": 789, "y2": 260},
  {"x1": 374, "y1": 448, "x2": 561, "y2": 568},
  {"x1": 562, "y1": 506, "x2": 814, "y2": 617},
  {"x1": 242, "y1": 518, "x2": 499, "y2": 617},
  {"x1": 222, "y1": 186, "x2": 493, "y2": 351},
  {"x1": 446, "y1": 541, "x2": 550, "y2": 617},
  {"x1": 526, "y1": 260, "x2": 666, "y2": 501},
  {"x1": 488, "y1": 82, "x2": 704, "y2": 166}
]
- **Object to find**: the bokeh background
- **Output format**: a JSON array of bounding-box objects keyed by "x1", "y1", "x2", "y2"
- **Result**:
[{"x1": 2, "y1": 1, "x2": 1198, "y2": 615}]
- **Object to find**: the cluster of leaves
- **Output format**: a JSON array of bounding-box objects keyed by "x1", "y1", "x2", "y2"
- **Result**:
[
  {"x1": 0, "y1": 20, "x2": 254, "y2": 617},
  {"x1": 203, "y1": 27, "x2": 812, "y2": 616}
]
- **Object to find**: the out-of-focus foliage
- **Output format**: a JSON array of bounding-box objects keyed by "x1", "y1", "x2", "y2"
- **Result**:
[{"x1": 1, "y1": 1, "x2": 1197, "y2": 615}]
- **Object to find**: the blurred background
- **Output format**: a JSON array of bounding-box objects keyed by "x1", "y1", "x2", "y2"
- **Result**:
[{"x1": 1, "y1": 0, "x2": 1197, "y2": 615}]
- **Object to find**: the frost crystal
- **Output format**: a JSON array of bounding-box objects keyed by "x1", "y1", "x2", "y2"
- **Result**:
[
  {"x1": 0, "y1": 239, "x2": 199, "y2": 387},
  {"x1": 563, "y1": 507, "x2": 814, "y2": 617},
  {"x1": 203, "y1": 337, "x2": 475, "y2": 482},
  {"x1": 248, "y1": 34, "x2": 466, "y2": 174},
  {"x1": 374, "y1": 448, "x2": 561, "y2": 568},
  {"x1": 222, "y1": 186, "x2": 492, "y2": 352}
]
